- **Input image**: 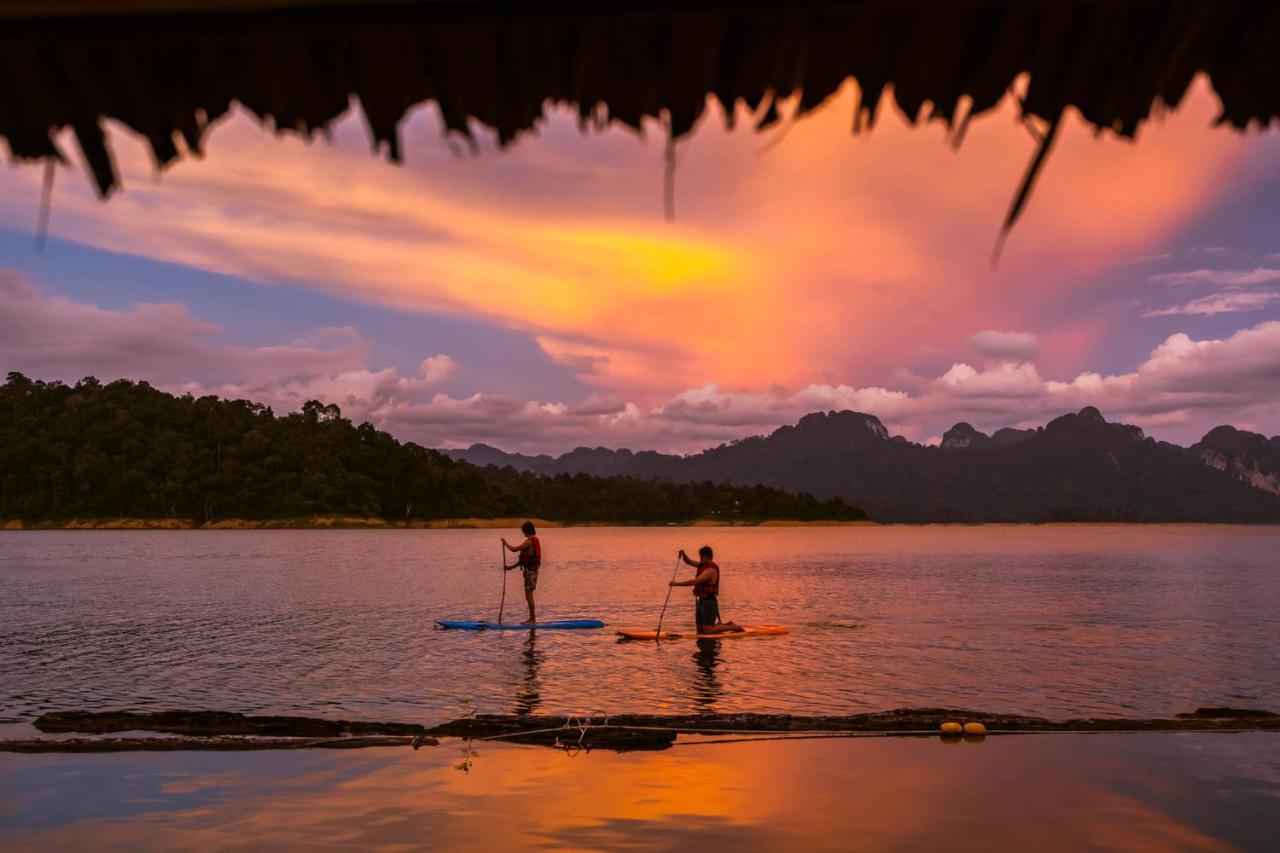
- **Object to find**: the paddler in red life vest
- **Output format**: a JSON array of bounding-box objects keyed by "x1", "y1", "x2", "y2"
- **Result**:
[
  {"x1": 502, "y1": 521, "x2": 542, "y2": 624},
  {"x1": 670, "y1": 546, "x2": 744, "y2": 635}
]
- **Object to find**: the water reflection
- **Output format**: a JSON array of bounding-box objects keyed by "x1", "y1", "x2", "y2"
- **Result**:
[
  {"x1": 513, "y1": 632, "x2": 543, "y2": 717},
  {"x1": 1, "y1": 734, "x2": 1276, "y2": 850},
  {"x1": 691, "y1": 639, "x2": 723, "y2": 712}
]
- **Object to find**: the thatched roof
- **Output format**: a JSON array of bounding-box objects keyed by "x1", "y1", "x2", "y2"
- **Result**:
[{"x1": 3, "y1": 1, "x2": 1279, "y2": 234}]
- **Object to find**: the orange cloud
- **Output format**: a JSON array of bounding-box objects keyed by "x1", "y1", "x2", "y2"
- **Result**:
[{"x1": 0, "y1": 76, "x2": 1263, "y2": 403}]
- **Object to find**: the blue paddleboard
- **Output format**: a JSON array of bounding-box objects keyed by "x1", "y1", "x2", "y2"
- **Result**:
[{"x1": 436, "y1": 619, "x2": 605, "y2": 630}]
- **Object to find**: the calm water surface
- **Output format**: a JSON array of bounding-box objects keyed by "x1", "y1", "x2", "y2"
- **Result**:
[
  {"x1": 2, "y1": 526, "x2": 1278, "y2": 724},
  {"x1": 1, "y1": 734, "x2": 1278, "y2": 850}
]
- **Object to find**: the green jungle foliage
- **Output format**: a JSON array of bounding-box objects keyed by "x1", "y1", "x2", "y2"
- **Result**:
[{"x1": 0, "y1": 374, "x2": 866, "y2": 524}]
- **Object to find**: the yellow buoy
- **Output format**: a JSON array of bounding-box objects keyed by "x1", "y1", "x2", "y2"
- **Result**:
[
  {"x1": 963, "y1": 722, "x2": 987, "y2": 735},
  {"x1": 940, "y1": 722, "x2": 963, "y2": 735}
]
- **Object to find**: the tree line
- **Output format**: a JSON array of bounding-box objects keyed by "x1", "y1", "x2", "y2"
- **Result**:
[{"x1": 0, "y1": 374, "x2": 866, "y2": 524}]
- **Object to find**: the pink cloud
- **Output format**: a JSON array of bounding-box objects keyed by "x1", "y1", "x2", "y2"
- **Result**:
[
  {"x1": 1143, "y1": 290, "x2": 1280, "y2": 316},
  {"x1": 1149, "y1": 267, "x2": 1280, "y2": 287},
  {"x1": 0, "y1": 77, "x2": 1266, "y2": 406},
  {"x1": 385, "y1": 322, "x2": 1280, "y2": 451},
  {"x1": 0, "y1": 269, "x2": 220, "y2": 378},
  {"x1": 4, "y1": 271, "x2": 1277, "y2": 452},
  {"x1": 0, "y1": 271, "x2": 451, "y2": 424},
  {"x1": 181, "y1": 355, "x2": 456, "y2": 425},
  {"x1": 1142, "y1": 259, "x2": 1280, "y2": 316},
  {"x1": 968, "y1": 330, "x2": 1039, "y2": 361},
  {"x1": 938, "y1": 361, "x2": 1045, "y2": 399}
]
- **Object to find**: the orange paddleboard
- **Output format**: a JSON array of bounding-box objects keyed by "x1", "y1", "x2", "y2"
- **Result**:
[{"x1": 616, "y1": 624, "x2": 790, "y2": 640}]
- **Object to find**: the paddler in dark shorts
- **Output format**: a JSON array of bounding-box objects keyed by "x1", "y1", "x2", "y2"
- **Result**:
[
  {"x1": 502, "y1": 521, "x2": 542, "y2": 624},
  {"x1": 670, "y1": 546, "x2": 743, "y2": 635}
]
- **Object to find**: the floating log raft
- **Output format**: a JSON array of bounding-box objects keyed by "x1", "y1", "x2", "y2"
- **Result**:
[
  {"x1": 425, "y1": 706, "x2": 1280, "y2": 750},
  {"x1": 0, "y1": 735, "x2": 425, "y2": 753},
  {"x1": 34, "y1": 709, "x2": 426, "y2": 738},
  {"x1": 3, "y1": 706, "x2": 1273, "y2": 753}
]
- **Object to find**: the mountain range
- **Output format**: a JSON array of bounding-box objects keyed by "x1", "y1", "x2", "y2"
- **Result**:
[{"x1": 445, "y1": 407, "x2": 1280, "y2": 523}]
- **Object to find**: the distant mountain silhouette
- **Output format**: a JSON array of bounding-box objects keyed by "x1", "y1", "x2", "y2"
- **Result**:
[
  {"x1": 446, "y1": 408, "x2": 1280, "y2": 523},
  {"x1": 941, "y1": 422, "x2": 1035, "y2": 449}
]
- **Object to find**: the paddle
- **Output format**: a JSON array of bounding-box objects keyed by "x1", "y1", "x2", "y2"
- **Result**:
[
  {"x1": 655, "y1": 553, "x2": 682, "y2": 639},
  {"x1": 498, "y1": 540, "x2": 508, "y2": 625}
]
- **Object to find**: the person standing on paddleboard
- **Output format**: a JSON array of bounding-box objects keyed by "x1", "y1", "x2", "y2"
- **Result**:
[
  {"x1": 502, "y1": 522, "x2": 542, "y2": 624},
  {"x1": 670, "y1": 546, "x2": 743, "y2": 635}
]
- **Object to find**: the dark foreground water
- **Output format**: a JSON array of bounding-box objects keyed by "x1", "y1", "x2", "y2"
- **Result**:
[
  {"x1": 2, "y1": 734, "x2": 1278, "y2": 850},
  {"x1": 2, "y1": 526, "x2": 1279, "y2": 726}
]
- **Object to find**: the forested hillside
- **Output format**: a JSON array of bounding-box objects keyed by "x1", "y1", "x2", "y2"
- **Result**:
[{"x1": 0, "y1": 374, "x2": 864, "y2": 524}]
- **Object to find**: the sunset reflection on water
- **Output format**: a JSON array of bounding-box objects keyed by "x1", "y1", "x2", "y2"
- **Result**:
[{"x1": 2, "y1": 733, "x2": 1277, "y2": 850}]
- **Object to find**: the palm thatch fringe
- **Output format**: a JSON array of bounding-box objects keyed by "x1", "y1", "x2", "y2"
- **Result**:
[{"x1": 3, "y1": 1, "x2": 1278, "y2": 235}]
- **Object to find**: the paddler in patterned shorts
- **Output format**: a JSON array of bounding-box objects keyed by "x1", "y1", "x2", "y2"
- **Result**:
[{"x1": 502, "y1": 521, "x2": 542, "y2": 624}]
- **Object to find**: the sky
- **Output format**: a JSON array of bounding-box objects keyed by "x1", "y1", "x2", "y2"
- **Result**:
[{"x1": 2, "y1": 76, "x2": 1279, "y2": 453}]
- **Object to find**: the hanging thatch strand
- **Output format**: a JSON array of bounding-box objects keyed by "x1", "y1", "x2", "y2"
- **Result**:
[{"x1": 2, "y1": 1, "x2": 1279, "y2": 237}]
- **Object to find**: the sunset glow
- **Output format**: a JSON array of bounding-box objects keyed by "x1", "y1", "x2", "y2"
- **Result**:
[{"x1": 1, "y1": 77, "x2": 1277, "y2": 451}]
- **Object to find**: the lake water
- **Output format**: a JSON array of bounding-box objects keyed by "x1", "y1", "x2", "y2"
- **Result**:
[
  {"x1": 2, "y1": 734, "x2": 1278, "y2": 850},
  {"x1": 2, "y1": 526, "x2": 1279, "y2": 726}
]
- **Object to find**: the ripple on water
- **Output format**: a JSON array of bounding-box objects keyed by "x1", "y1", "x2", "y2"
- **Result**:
[{"x1": 2, "y1": 526, "x2": 1279, "y2": 721}]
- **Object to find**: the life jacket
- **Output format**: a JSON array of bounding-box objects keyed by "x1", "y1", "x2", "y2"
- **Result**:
[
  {"x1": 518, "y1": 536, "x2": 542, "y2": 570},
  {"x1": 693, "y1": 559, "x2": 719, "y2": 599}
]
